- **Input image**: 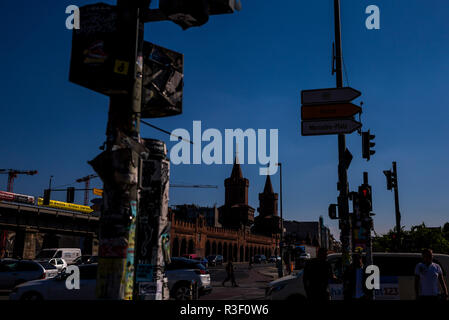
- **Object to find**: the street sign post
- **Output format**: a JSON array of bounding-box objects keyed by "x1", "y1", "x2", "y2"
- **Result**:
[
  {"x1": 92, "y1": 188, "x2": 103, "y2": 196},
  {"x1": 301, "y1": 119, "x2": 361, "y2": 136},
  {"x1": 301, "y1": 103, "x2": 361, "y2": 120},
  {"x1": 301, "y1": 87, "x2": 361, "y2": 105}
]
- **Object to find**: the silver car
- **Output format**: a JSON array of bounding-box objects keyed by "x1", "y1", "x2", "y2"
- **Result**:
[
  {"x1": 9, "y1": 264, "x2": 97, "y2": 300},
  {"x1": 166, "y1": 257, "x2": 212, "y2": 300},
  {"x1": 0, "y1": 259, "x2": 58, "y2": 290}
]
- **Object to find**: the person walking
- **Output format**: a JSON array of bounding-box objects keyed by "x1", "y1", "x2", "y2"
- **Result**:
[
  {"x1": 303, "y1": 248, "x2": 337, "y2": 301},
  {"x1": 343, "y1": 253, "x2": 368, "y2": 300},
  {"x1": 222, "y1": 259, "x2": 238, "y2": 287},
  {"x1": 415, "y1": 249, "x2": 448, "y2": 300}
]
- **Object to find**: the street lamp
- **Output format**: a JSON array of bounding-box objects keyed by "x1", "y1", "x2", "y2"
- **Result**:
[
  {"x1": 48, "y1": 175, "x2": 53, "y2": 190},
  {"x1": 276, "y1": 163, "x2": 284, "y2": 277}
]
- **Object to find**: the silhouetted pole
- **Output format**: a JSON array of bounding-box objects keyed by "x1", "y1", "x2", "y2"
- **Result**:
[
  {"x1": 392, "y1": 161, "x2": 401, "y2": 250},
  {"x1": 90, "y1": 1, "x2": 143, "y2": 300},
  {"x1": 363, "y1": 172, "x2": 374, "y2": 300},
  {"x1": 334, "y1": 0, "x2": 352, "y2": 271},
  {"x1": 277, "y1": 163, "x2": 284, "y2": 277}
]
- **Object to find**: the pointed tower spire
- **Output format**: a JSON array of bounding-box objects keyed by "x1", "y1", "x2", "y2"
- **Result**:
[
  {"x1": 230, "y1": 150, "x2": 243, "y2": 180},
  {"x1": 263, "y1": 175, "x2": 274, "y2": 194}
]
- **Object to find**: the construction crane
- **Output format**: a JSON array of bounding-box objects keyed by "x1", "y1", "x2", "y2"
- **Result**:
[
  {"x1": 76, "y1": 174, "x2": 98, "y2": 206},
  {"x1": 0, "y1": 169, "x2": 38, "y2": 192}
]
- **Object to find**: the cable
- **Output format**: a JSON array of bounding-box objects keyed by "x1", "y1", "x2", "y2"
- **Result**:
[
  {"x1": 342, "y1": 56, "x2": 350, "y2": 87},
  {"x1": 52, "y1": 182, "x2": 77, "y2": 189},
  {"x1": 140, "y1": 120, "x2": 193, "y2": 144}
]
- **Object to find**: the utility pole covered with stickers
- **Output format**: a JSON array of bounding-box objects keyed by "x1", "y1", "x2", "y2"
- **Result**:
[
  {"x1": 135, "y1": 139, "x2": 171, "y2": 300},
  {"x1": 69, "y1": 0, "x2": 242, "y2": 300}
]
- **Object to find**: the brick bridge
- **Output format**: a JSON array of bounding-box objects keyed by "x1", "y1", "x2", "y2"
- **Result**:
[
  {"x1": 0, "y1": 202, "x2": 99, "y2": 259},
  {"x1": 170, "y1": 215, "x2": 280, "y2": 262}
]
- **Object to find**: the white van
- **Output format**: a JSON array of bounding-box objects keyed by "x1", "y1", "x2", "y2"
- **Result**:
[
  {"x1": 35, "y1": 248, "x2": 82, "y2": 265},
  {"x1": 265, "y1": 252, "x2": 449, "y2": 300}
]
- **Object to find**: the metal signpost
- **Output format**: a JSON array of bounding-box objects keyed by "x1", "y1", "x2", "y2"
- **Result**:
[
  {"x1": 301, "y1": 87, "x2": 361, "y2": 105},
  {"x1": 301, "y1": 118, "x2": 361, "y2": 136},
  {"x1": 300, "y1": 0, "x2": 370, "y2": 297},
  {"x1": 301, "y1": 103, "x2": 361, "y2": 120}
]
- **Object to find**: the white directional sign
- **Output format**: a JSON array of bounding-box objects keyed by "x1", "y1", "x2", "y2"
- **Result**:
[
  {"x1": 301, "y1": 87, "x2": 361, "y2": 105},
  {"x1": 301, "y1": 119, "x2": 362, "y2": 136}
]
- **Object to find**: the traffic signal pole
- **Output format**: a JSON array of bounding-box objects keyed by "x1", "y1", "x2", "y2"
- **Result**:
[
  {"x1": 363, "y1": 172, "x2": 374, "y2": 300},
  {"x1": 392, "y1": 161, "x2": 401, "y2": 250},
  {"x1": 334, "y1": 0, "x2": 352, "y2": 272}
]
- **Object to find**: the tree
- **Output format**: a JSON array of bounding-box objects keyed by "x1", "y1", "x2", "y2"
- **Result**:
[{"x1": 373, "y1": 223, "x2": 449, "y2": 254}]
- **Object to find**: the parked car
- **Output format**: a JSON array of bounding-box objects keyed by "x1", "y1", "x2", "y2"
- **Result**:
[
  {"x1": 181, "y1": 254, "x2": 199, "y2": 260},
  {"x1": 73, "y1": 255, "x2": 91, "y2": 265},
  {"x1": 166, "y1": 257, "x2": 212, "y2": 300},
  {"x1": 0, "y1": 259, "x2": 58, "y2": 290},
  {"x1": 269, "y1": 256, "x2": 281, "y2": 263},
  {"x1": 207, "y1": 255, "x2": 224, "y2": 266},
  {"x1": 254, "y1": 254, "x2": 267, "y2": 263},
  {"x1": 265, "y1": 253, "x2": 449, "y2": 300},
  {"x1": 299, "y1": 253, "x2": 311, "y2": 260},
  {"x1": 35, "y1": 248, "x2": 81, "y2": 265},
  {"x1": 9, "y1": 264, "x2": 98, "y2": 300},
  {"x1": 49, "y1": 258, "x2": 67, "y2": 272},
  {"x1": 87, "y1": 256, "x2": 98, "y2": 264},
  {"x1": 193, "y1": 257, "x2": 208, "y2": 267},
  {"x1": 74, "y1": 255, "x2": 98, "y2": 265}
]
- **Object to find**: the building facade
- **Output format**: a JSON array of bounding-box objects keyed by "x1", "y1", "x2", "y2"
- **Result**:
[{"x1": 169, "y1": 159, "x2": 280, "y2": 261}]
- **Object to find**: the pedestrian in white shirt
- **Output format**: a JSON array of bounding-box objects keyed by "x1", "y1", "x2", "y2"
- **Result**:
[{"x1": 415, "y1": 249, "x2": 448, "y2": 300}]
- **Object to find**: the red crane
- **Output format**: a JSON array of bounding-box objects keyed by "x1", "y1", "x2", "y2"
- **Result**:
[
  {"x1": 76, "y1": 174, "x2": 98, "y2": 206},
  {"x1": 0, "y1": 169, "x2": 38, "y2": 192}
]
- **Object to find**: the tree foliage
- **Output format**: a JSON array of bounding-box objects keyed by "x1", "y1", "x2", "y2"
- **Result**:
[{"x1": 373, "y1": 222, "x2": 449, "y2": 254}]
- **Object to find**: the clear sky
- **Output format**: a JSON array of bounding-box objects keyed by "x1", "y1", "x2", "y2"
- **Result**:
[{"x1": 1, "y1": 1, "x2": 448, "y2": 239}]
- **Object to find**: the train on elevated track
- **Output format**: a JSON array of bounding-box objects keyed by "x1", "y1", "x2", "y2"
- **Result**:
[{"x1": 0, "y1": 190, "x2": 93, "y2": 214}]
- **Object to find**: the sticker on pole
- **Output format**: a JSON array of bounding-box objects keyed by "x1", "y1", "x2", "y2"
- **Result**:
[{"x1": 113, "y1": 60, "x2": 129, "y2": 75}]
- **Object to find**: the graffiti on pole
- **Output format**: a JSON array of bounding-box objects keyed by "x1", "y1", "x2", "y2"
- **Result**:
[{"x1": 134, "y1": 139, "x2": 170, "y2": 300}]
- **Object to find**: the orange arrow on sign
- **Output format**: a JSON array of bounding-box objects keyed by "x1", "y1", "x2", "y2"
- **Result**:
[
  {"x1": 92, "y1": 188, "x2": 103, "y2": 196},
  {"x1": 301, "y1": 103, "x2": 361, "y2": 120}
]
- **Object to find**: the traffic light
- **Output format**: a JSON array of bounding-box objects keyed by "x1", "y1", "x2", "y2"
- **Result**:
[
  {"x1": 67, "y1": 187, "x2": 75, "y2": 203},
  {"x1": 358, "y1": 185, "x2": 372, "y2": 213},
  {"x1": 43, "y1": 189, "x2": 51, "y2": 205},
  {"x1": 383, "y1": 170, "x2": 393, "y2": 190},
  {"x1": 362, "y1": 130, "x2": 375, "y2": 161},
  {"x1": 328, "y1": 204, "x2": 338, "y2": 220}
]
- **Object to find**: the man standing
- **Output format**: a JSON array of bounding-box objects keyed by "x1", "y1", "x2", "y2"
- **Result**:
[
  {"x1": 343, "y1": 253, "x2": 368, "y2": 300},
  {"x1": 222, "y1": 259, "x2": 238, "y2": 287},
  {"x1": 303, "y1": 248, "x2": 336, "y2": 301},
  {"x1": 415, "y1": 249, "x2": 448, "y2": 300}
]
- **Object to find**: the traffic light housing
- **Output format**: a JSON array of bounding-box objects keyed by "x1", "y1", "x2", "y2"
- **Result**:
[
  {"x1": 358, "y1": 185, "x2": 372, "y2": 213},
  {"x1": 362, "y1": 130, "x2": 375, "y2": 161},
  {"x1": 328, "y1": 204, "x2": 338, "y2": 220},
  {"x1": 383, "y1": 170, "x2": 394, "y2": 190},
  {"x1": 67, "y1": 187, "x2": 75, "y2": 203},
  {"x1": 43, "y1": 189, "x2": 51, "y2": 205}
]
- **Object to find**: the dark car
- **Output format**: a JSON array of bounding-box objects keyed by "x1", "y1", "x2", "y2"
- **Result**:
[
  {"x1": 73, "y1": 255, "x2": 91, "y2": 265},
  {"x1": 193, "y1": 257, "x2": 208, "y2": 267},
  {"x1": 254, "y1": 255, "x2": 267, "y2": 263},
  {"x1": 206, "y1": 255, "x2": 223, "y2": 266},
  {"x1": 73, "y1": 255, "x2": 98, "y2": 265},
  {"x1": 0, "y1": 259, "x2": 58, "y2": 290}
]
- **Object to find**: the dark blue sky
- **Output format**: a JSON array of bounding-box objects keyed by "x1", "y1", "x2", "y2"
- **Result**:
[{"x1": 1, "y1": 1, "x2": 448, "y2": 238}]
